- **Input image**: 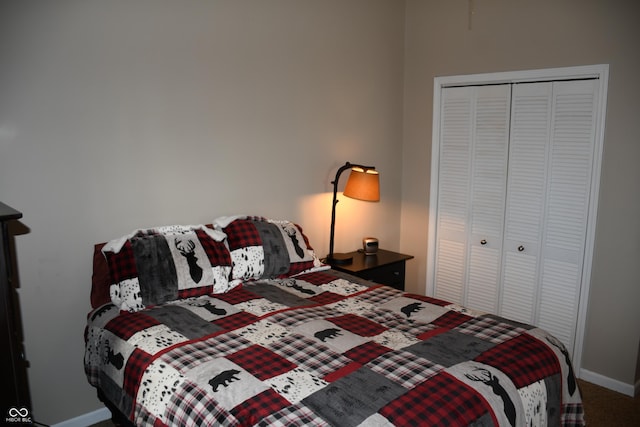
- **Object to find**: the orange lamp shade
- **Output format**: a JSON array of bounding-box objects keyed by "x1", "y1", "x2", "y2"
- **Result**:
[{"x1": 343, "y1": 167, "x2": 380, "y2": 202}]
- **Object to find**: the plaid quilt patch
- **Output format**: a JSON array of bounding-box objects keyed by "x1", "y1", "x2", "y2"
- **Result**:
[
  {"x1": 212, "y1": 311, "x2": 261, "y2": 331},
  {"x1": 160, "y1": 332, "x2": 253, "y2": 371},
  {"x1": 231, "y1": 388, "x2": 291, "y2": 426},
  {"x1": 268, "y1": 334, "x2": 352, "y2": 378},
  {"x1": 85, "y1": 269, "x2": 584, "y2": 426},
  {"x1": 270, "y1": 305, "x2": 343, "y2": 327},
  {"x1": 404, "y1": 293, "x2": 453, "y2": 307},
  {"x1": 380, "y1": 372, "x2": 494, "y2": 426},
  {"x1": 122, "y1": 348, "x2": 153, "y2": 398},
  {"x1": 224, "y1": 218, "x2": 263, "y2": 250},
  {"x1": 106, "y1": 243, "x2": 137, "y2": 283},
  {"x1": 307, "y1": 291, "x2": 344, "y2": 305},
  {"x1": 212, "y1": 286, "x2": 260, "y2": 304},
  {"x1": 165, "y1": 381, "x2": 237, "y2": 426},
  {"x1": 258, "y1": 403, "x2": 330, "y2": 427},
  {"x1": 326, "y1": 313, "x2": 387, "y2": 337},
  {"x1": 431, "y1": 309, "x2": 473, "y2": 329},
  {"x1": 475, "y1": 332, "x2": 562, "y2": 388},
  {"x1": 293, "y1": 271, "x2": 339, "y2": 285},
  {"x1": 106, "y1": 311, "x2": 161, "y2": 340},
  {"x1": 367, "y1": 350, "x2": 442, "y2": 389},
  {"x1": 456, "y1": 315, "x2": 526, "y2": 344},
  {"x1": 227, "y1": 344, "x2": 296, "y2": 380},
  {"x1": 344, "y1": 341, "x2": 391, "y2": 365}
]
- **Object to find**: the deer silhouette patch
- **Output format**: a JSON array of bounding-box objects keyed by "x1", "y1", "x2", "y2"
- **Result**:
[
  {"x1": 546, "y1": 335, "x2": 577, "y2": 396},
  {"x1": 175, "y1": 238, "x2": 203, "y2": 283},
  {"x1": 465, "y1": 368, "x2": 516, "y2": 426},
  {"x1": 209, "y1": 369, "x2": 241, "y2": 392},
  {"x1": 104, "y1": 341, "x2": 124, "y2": 370},
  {"x1": 283, "y1": 225, "x2": 305, "y2": 258}
]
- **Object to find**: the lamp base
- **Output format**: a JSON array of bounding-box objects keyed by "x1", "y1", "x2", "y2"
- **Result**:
[{"x1": 325, "y1": 253, "x2": 353, "y2": 265}]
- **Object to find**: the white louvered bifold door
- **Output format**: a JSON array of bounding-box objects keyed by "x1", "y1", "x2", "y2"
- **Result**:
[
  {"x1": 434, "y1": 85, "x2": 510, "y2": 309},
  {"x1": 500, "y1": 80, "x2": 597, "y2": 354},
  {"x1": 501, "y1": 82, "x2": 553, "y2": 324},
  {"x1": 466, "y1": 86, "x2": 511, "y2": 313},
  {"x1": 536, "y1": 79, "x2": 598, "y2": 354},
  {"x1": 433, "y1": 87, "x2": 473, "y2": 304}
]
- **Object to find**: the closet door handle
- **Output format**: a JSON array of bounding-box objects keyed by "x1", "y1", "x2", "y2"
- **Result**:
[
  {"x1": 480, "y1": 239, "x2": 487, "y2": 245},
  {"x1": 517, "y1": 245, "x2": 525, "y2": 252}
]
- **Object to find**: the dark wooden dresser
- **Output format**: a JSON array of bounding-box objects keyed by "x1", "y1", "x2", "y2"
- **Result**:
[{"x1": 0, "y1": 202, "x2": 31, "y2": 418}]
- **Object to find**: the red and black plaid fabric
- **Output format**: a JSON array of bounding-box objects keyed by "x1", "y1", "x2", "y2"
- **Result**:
[
  {"x1": 406, "y1": 293, "x2": 452, "y2": 306},
  {"x1": 212, "y1": 286, "x2": 258, "y2": 304},
  {"x1": 293, "y1": 271, "x2": 338, "y2": 285},
  {"x1": 177, "y1": 286, "x2": 214, "y2": 299},
  {"x1": 104, "y1": 242, "x2": 137, "y2": 283},
  {"x1": 224, "y1": 218, "x2": 263, "y2": 251},
  {"x1": 344, "y1": 341, "x2": 391, "y2": 365},
  {"x1": 106, "y1": 311, "x2": 160, "y2": 340},
  {"x1": 123, "y1": 348, "x2": 154, "y2": 398},
  {"x1": 308, "y1": 291, "x2": 344, "y2": 305},
  {"x1": 431, "y1": 310, "x2": 473, "y2": 329},
  {"x1": 227, "y1": 345, "x2": 297, "y2": 380},
  {"x1": 268, "y1": 334, "x2": 352, "y2": 378},
  {"x1": 327, "y1": 313, "x2": 387, "y2": 337},
  {"x1": 230, "y1": 388, "x2": 290, "y2": 426},
  {"x1": 164, "y1": 381, "x2": 235, "y2": 426},
  {"x1": 212, "y1": 311, "x2": 260, "y2": 331},
  {"x1": 475, "y1": 332, "x2": 561, "y2": 388},
  {"x1": 381, "y1": 372, "x2": 495, "y2": 426},
  {"x1": 195, "y1": 228, "x2": 232, "y2": 267}
]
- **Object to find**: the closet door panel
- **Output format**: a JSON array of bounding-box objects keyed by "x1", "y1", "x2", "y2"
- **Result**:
[
  {"x1": 467, "y1": 245, "x2": 502, "y2": 312},
  {"x1": 500, "y1": 252, "x2": 537, "y2": 323},
  {"x1": 539, "y1": 79, "x2": 598, "y2": 352},
  {"x1": 466, "y1": 85, "x2": 511, "y2": 312},
  {"x1": 435, "y1": 240, "x2": 466, "y2": 303},
  {"x1": 501, "y1": 82, "x2": 552, "y2": 320},
  {"x1": 433, "y1": 87, "x2": 473, "y2": 304},
  {"x1": 434, "y1": 86, "x2": 510, "y2": 307},
  {"x1": 538, "y1": 259, "x2": 581, "y2": 347}
]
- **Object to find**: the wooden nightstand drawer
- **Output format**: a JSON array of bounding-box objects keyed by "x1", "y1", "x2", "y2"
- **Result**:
[
  {"x1": 356, "y1": 261, "x2": 406, "y2": 290},
  {"x1": 326, "y1": 249, "x2": 413, "y2": 291}
]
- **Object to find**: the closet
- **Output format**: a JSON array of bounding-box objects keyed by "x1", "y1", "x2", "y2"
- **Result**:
[{"x1": 426, "y1": 65, "x2": 608, "y2": 365}]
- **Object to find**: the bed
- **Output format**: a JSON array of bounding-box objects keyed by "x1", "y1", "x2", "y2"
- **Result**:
[{"x1": 84, "y1": 216, "x2": 584, "y2": 426}]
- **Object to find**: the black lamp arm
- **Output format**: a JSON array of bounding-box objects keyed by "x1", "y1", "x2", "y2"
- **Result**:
[{"x1": 328, "y1": 161, "x2": 375, "y2": 260}]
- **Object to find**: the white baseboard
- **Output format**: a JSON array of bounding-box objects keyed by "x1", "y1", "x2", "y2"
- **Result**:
[
  {"x1": 579, "y1": 368, "x2": 637, "y2": 397},
  {"x1": 51, "y1": 407, "x2": 110, "y2": 427}
]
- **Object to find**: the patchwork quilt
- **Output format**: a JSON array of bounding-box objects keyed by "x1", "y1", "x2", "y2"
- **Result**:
[{"x1": 84, "y1": 270, "x2": 584, "y2": 426}]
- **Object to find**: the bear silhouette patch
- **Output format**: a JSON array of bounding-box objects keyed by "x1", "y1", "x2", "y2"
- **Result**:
[
  {"x1": 209, "y1": 369, "x2": 241, "y2": 392},
  {"x1": 314, "y1": 328, "x2": 343, "y2": 342}
]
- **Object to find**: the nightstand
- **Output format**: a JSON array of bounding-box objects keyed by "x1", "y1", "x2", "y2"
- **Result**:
[{"x1": 326, "y1": 249, "x2": 413, "y2": 291}]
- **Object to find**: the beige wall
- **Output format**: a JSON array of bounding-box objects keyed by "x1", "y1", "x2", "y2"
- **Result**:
[
  {"x1": 401, "y1": 0, "x2": 640, "y2": 390},
  {"x1": 0, "y1": 1, "x2": 405, "y2": 423}
]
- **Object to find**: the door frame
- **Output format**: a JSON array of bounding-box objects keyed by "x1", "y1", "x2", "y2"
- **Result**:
[{"x1": 426, "y1": 64, "x2": 609, "y2": 372}]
